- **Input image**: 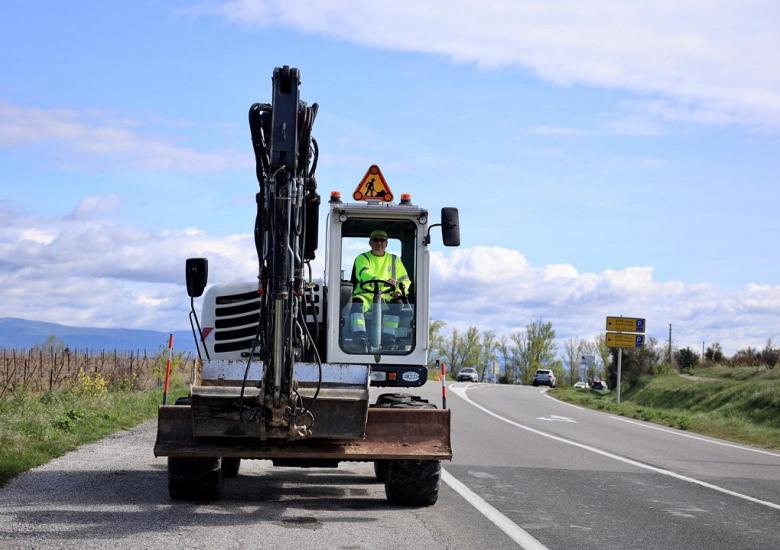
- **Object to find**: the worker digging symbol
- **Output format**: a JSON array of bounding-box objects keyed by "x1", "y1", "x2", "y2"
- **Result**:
[{"x1": 353, "y1": 164, "x2": 394, "y2": 202}]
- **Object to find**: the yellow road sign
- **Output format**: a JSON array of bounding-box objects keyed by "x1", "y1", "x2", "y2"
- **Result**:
[
  {"x1": 606, "y1": 332, "x2": 645, "y2": 349},
  {"x1": 606, "y1": 316, "x2": 645, "y2": 333}
]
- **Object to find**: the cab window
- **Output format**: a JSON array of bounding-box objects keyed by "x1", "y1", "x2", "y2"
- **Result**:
[{"x1": 338, "y1": 219, "x2": 416, "y2": 355}]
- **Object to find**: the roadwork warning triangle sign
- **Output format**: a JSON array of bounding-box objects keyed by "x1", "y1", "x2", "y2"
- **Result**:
[{"x1": 353, "y1": 165, "x2": 393, "y2": 202}]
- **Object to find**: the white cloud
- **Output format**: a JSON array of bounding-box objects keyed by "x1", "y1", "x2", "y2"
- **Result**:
[
  {"x1": 67, "y1": 194, "x2": 121, "y2": 220},
  {"x1": 2, "y1": 200, "x2": 779, "y2": 352},
  {"x1": 430, "y1": 246, "x2": 780, "y2": 354},
  {"x1": 214, "y1": 0, "x2": 780, "y2": 128},
  {"x1": 0, "y1": 201, "x2": 259, "y2": 329},
  {"x1": 0, "y1": 102, "x2": 250, "y2": 171}
]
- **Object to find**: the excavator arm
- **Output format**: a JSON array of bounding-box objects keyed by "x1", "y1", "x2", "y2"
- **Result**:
[{"x1": 245, "y1": 66, "x2": 321, "y2": 438}]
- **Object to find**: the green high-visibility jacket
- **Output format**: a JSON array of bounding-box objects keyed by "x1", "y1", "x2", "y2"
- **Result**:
[{"x1": 353, "y1": 251, "x2": 411, "y2": 302}]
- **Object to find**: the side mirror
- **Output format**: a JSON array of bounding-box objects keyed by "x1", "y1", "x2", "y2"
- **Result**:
[
  {"x1": 441, "y1": 207, "x2": 460, "y2": 246},
  {"x1": 185, "y1": 258, "x2": 208, "y2": 298}
]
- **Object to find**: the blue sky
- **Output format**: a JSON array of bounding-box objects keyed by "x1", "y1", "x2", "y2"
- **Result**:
[{"x1": 2, "y1": 1, "x2": 779, "y2": 353}]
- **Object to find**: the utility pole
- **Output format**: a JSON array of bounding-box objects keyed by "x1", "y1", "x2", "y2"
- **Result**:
[{"x1": 668, "y1": 323, "x2": 672, "y2": 366}]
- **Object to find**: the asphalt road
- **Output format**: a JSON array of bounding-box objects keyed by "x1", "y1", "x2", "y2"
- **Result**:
[{"x1": 1, "y1": 382, "x2": 778, "y2": 549}]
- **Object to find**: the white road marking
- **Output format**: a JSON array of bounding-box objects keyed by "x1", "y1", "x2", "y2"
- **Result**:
[
  {"x1": 608, "y1": 415, "x2": 780, "y2": 459},
  {"x1": 542, "y1": 391, "x2": 586, "y2": 410},
  {"x1": 535, "y1": 415, "x2": 577, "y2": 423},
  {"x1": 441, "y1": 469, "x2": 549, "y2": 550},
  {"x1": 542, "y1": 388, "x2": 780, "y2": 459},
  {"x1": 450, "y1": 385, "x2": 780, "y2": 511}
]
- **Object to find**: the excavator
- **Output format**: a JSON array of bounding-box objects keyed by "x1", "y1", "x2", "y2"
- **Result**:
[{"x1": 154, "y1": 66, "x2": 460, "y2": 506}]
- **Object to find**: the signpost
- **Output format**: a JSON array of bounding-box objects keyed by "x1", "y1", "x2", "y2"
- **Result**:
[
  {"x1": 606, "y1": 316, "x2": 645, "y2": 333},
  {"x1": 606, "y1": 316, "x2": 646, "y2": 404},
  {"x1": 579, "y1": 354, "x2": 595, "y2": 382},
  {"x1": 605, "y1": 332, "x2": 645, "y2": 349}
]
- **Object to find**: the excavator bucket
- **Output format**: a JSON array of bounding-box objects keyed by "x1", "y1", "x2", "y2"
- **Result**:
[{"x1": 154, "y1": 405, "x2": 451, "y2": 461}]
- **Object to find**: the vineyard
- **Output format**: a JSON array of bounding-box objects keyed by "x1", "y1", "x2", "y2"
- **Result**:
[{"x1": 0, "y1": 348, "x2": 196, "y2": 397}]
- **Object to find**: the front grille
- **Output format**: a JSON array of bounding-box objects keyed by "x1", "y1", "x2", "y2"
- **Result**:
[
  {"x1": 210, "y1": 284, "x2": 324, "y2": 356},
  {"x1": 214, "y1": 339, "x2": 260, "y2": 353},
  {"x1": 216, "y1": 301, "x2": 261, "y2": 317},
  {"x1": 215, "y1": 312, "x2": 260, "y2": 329},
  {"x1": 212, "y1": 290, "x2": 262, "y2": 354},
  {"x1": 216, "y1": 291, "x2": 259, "y2": 304}
]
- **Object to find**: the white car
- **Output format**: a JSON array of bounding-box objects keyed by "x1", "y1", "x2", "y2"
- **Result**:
[
  {"x1": 573, "y1": 381, "x2": 589, "y2": 389},
  {"x1": 532, "y1": 369, "x2": 557, "y2": 387},
  {"x1": 456, "y1": 367, "x2": 479, "y2": 383}
]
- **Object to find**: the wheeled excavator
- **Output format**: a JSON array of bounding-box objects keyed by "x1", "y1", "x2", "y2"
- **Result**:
[{"x1": 154, "y1": 66, "x2": 460, "y2": 506}]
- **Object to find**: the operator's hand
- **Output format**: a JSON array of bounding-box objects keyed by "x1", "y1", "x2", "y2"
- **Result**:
[{"x1": 385, "y1": 278, "x2": 400, "y2": 298}]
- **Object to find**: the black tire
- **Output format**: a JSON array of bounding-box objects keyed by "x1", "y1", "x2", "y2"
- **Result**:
[
  {"x1": 221, "y1": 457, "x2": 241, "y2": 478},
  {"x1": 385, "y1": 459, "x2": 441, "y2": 506},
  {"x1": 375, "y1": 395, "x2": 440, "y2": 506},
  {"x1": 532, "y1": 381, "x2": 539, "y2": 387},
  {"x1": 168, "y1": 457, "x2": 223, "y2": 501},
  {"x1": 374, "y1": 460, "x2": 389, "y2": 483}
]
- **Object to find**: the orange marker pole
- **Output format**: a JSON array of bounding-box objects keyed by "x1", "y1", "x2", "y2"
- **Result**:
[
  {"x1": 440, "y1": 360, "x2": 447, "y2": 410},
  {"x1": 162, "y1": 333, "x2": 174, "y2": 405}
]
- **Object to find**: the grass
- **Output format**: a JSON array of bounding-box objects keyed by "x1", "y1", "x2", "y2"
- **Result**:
[
  {"x1": 551, "y1": 369, "x2": 780, "y2": 451},
  {"x1": 0, "y1": 381, "x2": 188, "y2": 487}
]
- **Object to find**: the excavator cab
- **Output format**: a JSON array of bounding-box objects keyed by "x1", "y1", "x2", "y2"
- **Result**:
[{"x1": 325, "y1": 195, "x2": 439, "y2": 372}]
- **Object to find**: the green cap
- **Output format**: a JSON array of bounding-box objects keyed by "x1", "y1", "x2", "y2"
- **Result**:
[{"x1": 369, "y1": 229, "x2": 388, "y2": 239}]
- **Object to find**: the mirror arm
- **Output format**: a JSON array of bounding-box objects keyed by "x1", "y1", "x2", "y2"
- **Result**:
[{"x1": 423, "y1": 223, "x2": 442, "y2": 246}]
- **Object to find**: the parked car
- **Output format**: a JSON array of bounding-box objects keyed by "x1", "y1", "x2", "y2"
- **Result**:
[
  {"x1": 590, "y1": 378, "x2": 608, "y2": 391},
  {"x1": 573, "y1": 381, "x2": 589, "y2": 389},
  {"x1": 532, "y1": 369, "x2": 556, "y2": 387},
  {"x1": 456, "y1": 367, "x2": 479, "y2": 383}
]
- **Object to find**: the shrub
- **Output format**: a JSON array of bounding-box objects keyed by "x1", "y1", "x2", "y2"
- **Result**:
[
  {"x1": 73, "y1": 368, "x2": 108, "y2": 396},
  {"x1": 674, "y1": 347, "x2": 699, "y2": 373}
]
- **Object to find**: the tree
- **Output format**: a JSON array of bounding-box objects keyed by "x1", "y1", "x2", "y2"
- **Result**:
[
  {"x1": 593, "y1": 333, "x2": 611, "y2": 375},
  {"x1": 731, "y1": 346, "x2": 760, "y2": 367},
  {"x1": 674, "y1": 347, "x2": 699, "y2": 373},
  {"x1": 478, "y1": 330, "x2": 498, "y2": 382},
  {"x1": 437, "y1": 326, "x2": 482, "y2": 375},
  {"x1": 704, "y1": 342, "x2": 724, "y2": 363},
  {"x1": 509, "y1": 331, "x2": 530, "y2": 383},
  {"x1": 564, "y1": 337, "x2": 584, "y2": 386},
  {"x1": 34, "y1": 334, "x2": 67, "y2": 354},
  {"x1": 607, "y1": 336, "x2": 661, "y2": 388},
  {"x1": 760, "y1": 339, "x2": 779, "y2": 369},
  {"x1": 505, "y1": 321, "x2": 558, "y2": 384},
  {"x1": 437, "y1": 327, "x2": 460, "y2": 371},
  {"x1": 549, "y1": 359, "x2": 566, "y2": 387},
  {"x1": 428, "y1": 319, "x2": 447, "y2": 366},
  {"x1": 497, "y1": 335, "x2": 514, "y2": 384},
  {"x1": 457, "y1": 326, "x2": 482, "y2": 371},
  {"x1": 526, "y1": 319, "x2": 557, "y2": 370}
]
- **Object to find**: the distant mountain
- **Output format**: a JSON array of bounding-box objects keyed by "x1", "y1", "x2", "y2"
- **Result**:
[{"x1": 0, "y1": 318, "x2": 196, "y2": 352}]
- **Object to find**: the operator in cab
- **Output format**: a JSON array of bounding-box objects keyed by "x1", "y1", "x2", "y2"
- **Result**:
[{"x1": 350, "y1": 229, "x2": 411, "y2": 348}]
